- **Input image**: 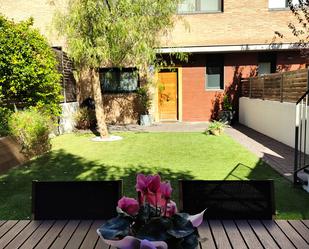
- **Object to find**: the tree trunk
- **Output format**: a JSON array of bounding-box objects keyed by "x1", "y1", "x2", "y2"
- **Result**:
[{"x1": 90, "y1": 68, "x2": 109, "y2": 138}]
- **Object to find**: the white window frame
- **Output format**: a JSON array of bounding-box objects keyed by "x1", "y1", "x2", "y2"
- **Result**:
[
  {"x1": 178, "y1": 0, "x2": 223, "y2": 14},
  {"x1": 269, "y1": 0, "x2": 299, "y2": 9}
]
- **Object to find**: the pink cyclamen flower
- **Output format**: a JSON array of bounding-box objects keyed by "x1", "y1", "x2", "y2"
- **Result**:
[
  {"x1": 136, "y1": 174, "x2": 148, "y2": 193},
  {"x1": 118, "y1": 197, "x2": 139, "y2": 216},
  {"x1": 165, "y1": 201, "x2": 177, "y2": 217},
  {"x1": 160, "y1": 181, "x2": 172, "y2": 199},
  {"x1": 147, "y1": 174, "x2": 161, "y2": 193}
]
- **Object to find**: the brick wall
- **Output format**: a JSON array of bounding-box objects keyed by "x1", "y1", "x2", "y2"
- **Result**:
[
  {"x1": 162, "y1": 0, "x2": 300, "y2": 47},
  {"x1": 182, "y1": 51, "x2": 306, "y2": 121},
  {"x1": 0, "y1": 0, "x2": 66, "y2": 47},
  {"x1": 0, "y1": 0, "x2": 301, "y2": 49}
]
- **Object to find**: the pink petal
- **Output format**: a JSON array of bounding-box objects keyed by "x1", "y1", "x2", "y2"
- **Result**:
[
  {"x1": 188, "y1": 209, "x2": 206, "y2": 227},
  {"x1": 160, "y1": 182, "x2": 172, "y2": 199},
  {"x1": 147, "y1": 175, "x2": 161, "y2": 193},
  {"x1": 136, "y1": 174, "x2": 148, "y2": 192},
  {"x1": 118, "y1": 197, "x2": 139, "y2": 216}
]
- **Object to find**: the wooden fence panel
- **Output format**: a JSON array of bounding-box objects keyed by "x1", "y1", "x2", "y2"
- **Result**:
[{"x1": 241, "y1": 69, "x2": 308, "y2": 103}]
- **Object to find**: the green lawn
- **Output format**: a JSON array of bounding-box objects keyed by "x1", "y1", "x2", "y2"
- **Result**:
[{"x1": 0, "y1": 132, "x2": 308, "y2": 219}]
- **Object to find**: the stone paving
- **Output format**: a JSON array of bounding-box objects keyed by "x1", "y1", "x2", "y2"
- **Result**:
[
  {"x1": 225, "y1": 124, "x2": 295, "y2": 181},
  {"x1": 108, "y1": 122, "x2": 295, "y2": 181},
  {"x1": 108, "y1": 122, "x2": 209, "y2": 133}
]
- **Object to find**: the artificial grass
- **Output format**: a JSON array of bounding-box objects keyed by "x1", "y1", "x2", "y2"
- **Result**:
[{"x1": 0, "y1": 132, "x2": 308, "y2": 219}]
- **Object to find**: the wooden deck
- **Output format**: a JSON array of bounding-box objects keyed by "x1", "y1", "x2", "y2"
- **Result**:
[{"x1": 0, "y1": 220, "x2": 308, "y2": 249}]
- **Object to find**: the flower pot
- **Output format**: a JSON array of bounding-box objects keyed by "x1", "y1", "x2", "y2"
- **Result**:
[
  {"x1": 140, "y1": 114, "x2": 152, "y2": 126},
  {"x1": 219, "y1": 110, "x2": 234, "y2": 125},
  {"x1": 210, "y1": 129, "x2": 222, "y2": 136}
]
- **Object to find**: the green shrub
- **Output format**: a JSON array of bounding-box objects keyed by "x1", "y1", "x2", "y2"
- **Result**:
[
  {"x1": 0, "y1": 15, "x2": 62, "y2": 117},
  {"x1": 0, "y1": 107, "x2": 12, "y2": 136},
  {"x1": 205, "y1": 121, "x2": 225, "y2": 136},
  {"x1": 136, "y1": 86, "x2": 152, "y2": 115},
  {"x1": 8, "y1": 109, "x2": 52, "y2": 157},
  {"x1": 74, "y1": 107, "x2": 96, "y2": 130},
  {"x1": 222, "y1": 95, "x2": 233, "y2": 111}
]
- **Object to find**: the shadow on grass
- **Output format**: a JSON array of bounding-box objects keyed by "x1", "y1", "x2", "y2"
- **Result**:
[
  {"x1": 1, "y1": 148, "x2": 309, "y2": 219},
  {"x1": 223, "y1": 161, "x2": 309, "y2": 219},
  {"x1": 0, "y1": 149, "x2": 194, "y2": 219}
]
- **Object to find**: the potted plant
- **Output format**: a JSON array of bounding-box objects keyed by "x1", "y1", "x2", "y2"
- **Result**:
[
  {"x1": 136, "y1": 86, "x2": 152, "y2": 126},
  {"x1": 205, "y1": 121, "x2": 225, "y2": 136},
  {"x1": 218, "y1": 95, "x2": 234, "y2": 125},
  {"x1": 97, "y1": 174, "x2": 206, "y2": 249}
]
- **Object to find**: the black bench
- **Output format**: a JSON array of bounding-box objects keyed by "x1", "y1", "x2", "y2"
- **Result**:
[
  {"x1": 32, "y1": 180, "x2": 122, "y2": 220},
  {"x1": 179, "y1": 180, "x2": 275, "y2": 219}
]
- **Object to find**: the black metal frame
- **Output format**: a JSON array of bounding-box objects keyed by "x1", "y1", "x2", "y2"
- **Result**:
[
  {"x1": 294, "y1": 67, "x2": 309, "y2": 184},
  {"x1": 179, "y1": 179, "x2": 275, "y2": 219},
  {"x1": 32, "y1": 180, "x2": 122, "y2": 220}
]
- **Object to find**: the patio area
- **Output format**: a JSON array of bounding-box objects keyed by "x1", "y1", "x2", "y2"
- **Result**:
[{"x1": 0, "y1": 219, "x2": 308, "y2": 249}]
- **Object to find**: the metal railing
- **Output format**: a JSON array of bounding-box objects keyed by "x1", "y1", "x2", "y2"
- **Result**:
[{"x1": 294, "y1": 68, "x2": 309, "y2": 184}]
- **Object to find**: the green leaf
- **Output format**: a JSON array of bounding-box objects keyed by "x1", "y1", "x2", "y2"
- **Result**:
[
  {"x1": 136, "y1": 217, "x2": 172, "y2": 241},
  {"x1": 167, "y1": 214, "x2": 195, "y2": 238},
  {"x1": 98, "y1": 216, "x2": 131, "y2": 240},
  {"x1": 181, "y1": 232, "x2": 199, "y2": 249}
]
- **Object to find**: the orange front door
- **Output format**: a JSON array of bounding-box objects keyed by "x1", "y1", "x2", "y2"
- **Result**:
[{"x1": 158, "y1": 71, "x2": 178, "y2": 121}]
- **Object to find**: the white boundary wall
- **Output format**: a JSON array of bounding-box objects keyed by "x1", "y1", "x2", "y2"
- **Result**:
[
  {"x1": 59, "y1": 102, "x2": 79, "y2": 134},
  {"x1": 239, "y1": 97, "x2": 296, "y2": 148}
]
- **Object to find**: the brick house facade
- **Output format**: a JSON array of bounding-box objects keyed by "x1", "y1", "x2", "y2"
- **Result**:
[{"x1": 0, "y1": 0, "x2": 307, "y2": 123}]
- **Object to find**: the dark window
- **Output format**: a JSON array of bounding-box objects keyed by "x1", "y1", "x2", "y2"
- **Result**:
[
  {"x1": 99, "y1": 68, "x2": 138, "y2": 93},
  {"x1": 178, "y1": 0, "x2": 222, "y2": 13},
  {"x1": 258, "y1": 53, "x2": 276, "y2": 75},
  {"x1": 206, "y1": 55, "x2": 224, "y2": 90}
]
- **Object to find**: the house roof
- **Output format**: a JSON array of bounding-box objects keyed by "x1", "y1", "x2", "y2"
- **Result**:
[{"x1": 157, "y1": 43, "x2": 306, "y2": 54}]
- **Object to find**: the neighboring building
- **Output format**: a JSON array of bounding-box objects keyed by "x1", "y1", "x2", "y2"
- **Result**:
[{"x1": 0, "y1": 0, "x2": 307, "y2": 123}]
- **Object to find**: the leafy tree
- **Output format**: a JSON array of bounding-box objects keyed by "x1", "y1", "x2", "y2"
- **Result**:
[
  {"x1": 275, "y1": 0, "x2": 309, "y2": 60},
  {"x1": 53, "y1": 0, "x2": 181, "y2": 138},
  {"x1": 0, "y1": 16, "x2": 62, "y2": 116}
]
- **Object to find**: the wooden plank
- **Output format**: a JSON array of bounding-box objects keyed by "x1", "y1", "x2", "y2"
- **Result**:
[
  {"x1": 248, "y1": 220, "x2": 280, "y2": 249},
  {"x1": 19, "y1": 220, "x2": 54, "y2": 249},
  {"x1": 0, "y1": 220, "x2": 30, "y2": 248},
  {"x1": 198, "y1": 221, "x2": 216, "y2": 249},
  {"x1": 80, "y1": 220, "x2": 104, "y2": 249},
  {"x1": 0, "y1": 220, "x2": 18, "y2": 239},
  {"x1": 235, "y1": 220, "x2": 263, "y2": 249},
  {"x1": 64, "y1": 220, "x2": 92, "y2": 249},
  {"x1": 288, "y1": 220, "x2": 309, "y2": 244},
  {"x1": 0, "y1": 221, "x2": 6, "y2": 228},
  {"x1": 302, "y1": 220, "x2": 309, "y2": 229},
  {"x1": 222, "y1": 220, "x2": 247, "y2": 249},
  {"x1": 49, "y1": 220, "x2": 80, "y2": 249},
  {"x1": 5, "y1": 220, "x2": 42, "y2": 249},
  {"x1": 275, "y1": 220, "x2": 308, "y2": 249},
  {"x1": 262, "y1": 220, "x2": 295, "y2": 249},
  {"x1": 95, "y1": 237, "x2": 113, "y2": 249},
  {"x1": 35, "y1": 220, "x2": 67, "y2": 249},
  {"x1": 208, "y1": 220, "x2": 232, "y2": 249}
]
